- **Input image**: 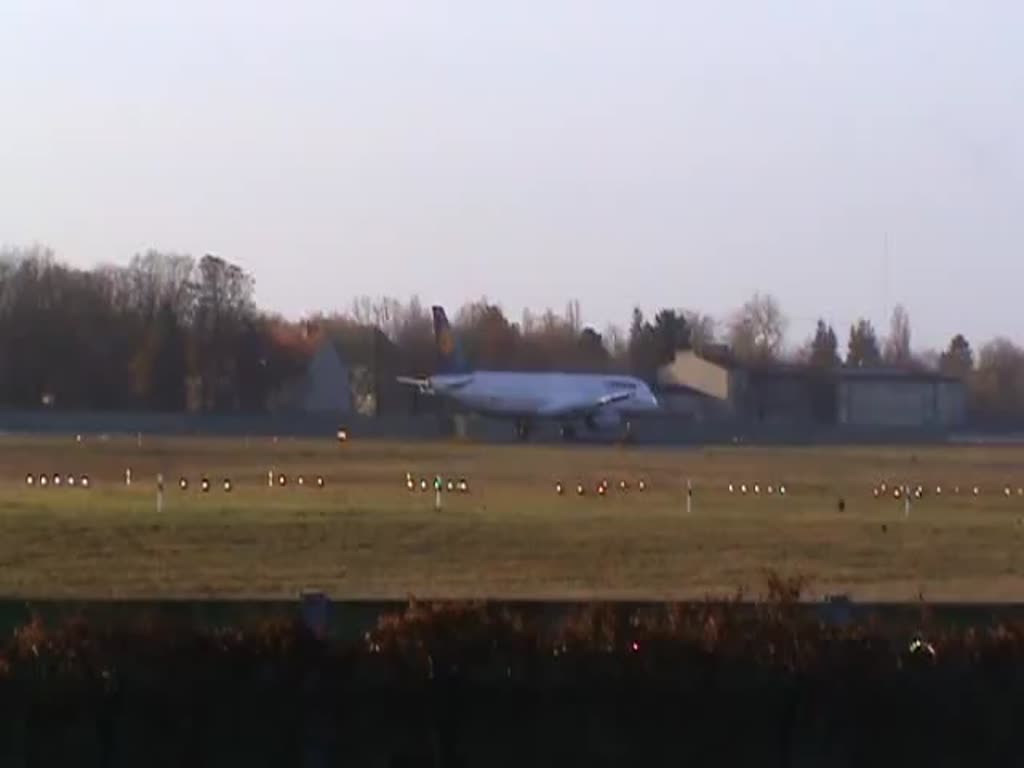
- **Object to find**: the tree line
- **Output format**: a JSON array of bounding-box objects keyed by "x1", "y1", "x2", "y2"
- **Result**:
[{"x1": 1, "y1": 246, "x2": 1022, "y2": 417}]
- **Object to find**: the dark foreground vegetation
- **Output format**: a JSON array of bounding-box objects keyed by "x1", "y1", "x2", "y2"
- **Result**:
[{"x1": 0, "y1": 581, "x2": 1020, "y2": 766}]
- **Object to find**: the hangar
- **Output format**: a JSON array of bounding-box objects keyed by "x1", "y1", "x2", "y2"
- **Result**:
[
  {"x1": 836, "y1": 368, "x2": 966, "y2": 427},
  {"x1": 657, "y1": 350, "x2": 966, "y2": 429}
]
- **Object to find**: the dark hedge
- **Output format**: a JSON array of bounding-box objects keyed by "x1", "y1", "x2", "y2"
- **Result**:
[{"x1": 0, "y1": 590, "x2": 1021, "y2": 766}]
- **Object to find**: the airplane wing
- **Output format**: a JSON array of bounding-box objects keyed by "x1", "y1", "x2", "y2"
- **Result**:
[
  {"x1": 536, "y1": 390, "x2": 632, "y2": 418},
  {"x1": 395, "y1": 375, "x2": 474, "y2": 394},
  {"x1": 396, "y1": 376, "x2": 432, "y2": 393}
]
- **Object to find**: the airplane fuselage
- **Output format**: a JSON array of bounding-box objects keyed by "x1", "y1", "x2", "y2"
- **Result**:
[
  {"x1": 397, "y1": 304, "x2": 662, "y2": 440},
  {"x1": 426, "y1": 370, "x2": 660, "y2": 422}
]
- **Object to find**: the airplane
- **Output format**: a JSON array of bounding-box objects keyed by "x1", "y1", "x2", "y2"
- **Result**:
[{"x1": 397, "y1": 306, "x2": 661, "y2": 441}]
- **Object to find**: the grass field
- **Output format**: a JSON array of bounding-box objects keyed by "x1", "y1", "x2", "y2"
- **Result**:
[{"x1": 1, "y1": 434, "x2": 1024, "y2": 601}]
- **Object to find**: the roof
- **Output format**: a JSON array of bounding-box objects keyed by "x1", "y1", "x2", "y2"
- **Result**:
[
  {"x1": 685, "y1": 347, "x2": 832, "y2": 376},
  {"x1": 692, "y1": 344, "x2": 740, "y2": 369},
  {"x1": 835, "y1": 366, "x2": 961, "y2": 384},
  {"x1": 672, "y1": 349, "x2": 960, "y2": 384}
]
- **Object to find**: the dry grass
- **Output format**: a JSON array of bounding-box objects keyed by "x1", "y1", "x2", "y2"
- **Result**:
[{"x1": 1, "y1": 434, "x2": 1023, "y2": 601}]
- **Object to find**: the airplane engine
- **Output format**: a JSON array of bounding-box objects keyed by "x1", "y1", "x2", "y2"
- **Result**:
[{"x1": 586, "y1": 410, "x2": 622, "y2": 432}]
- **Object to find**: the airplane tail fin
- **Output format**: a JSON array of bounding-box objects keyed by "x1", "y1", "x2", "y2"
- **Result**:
[{"x1": 432, "y1": 305, "x2": 470, "y2": 373}]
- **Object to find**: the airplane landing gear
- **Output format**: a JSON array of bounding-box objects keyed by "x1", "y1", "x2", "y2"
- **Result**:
[{"x1": 560, "y1": 424, "x2": 577, "y2": 441}]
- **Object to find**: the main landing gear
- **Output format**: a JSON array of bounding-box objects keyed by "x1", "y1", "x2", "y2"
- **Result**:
[{"x1": 559, "y1": 424, "x2": 577, "y2": 441}]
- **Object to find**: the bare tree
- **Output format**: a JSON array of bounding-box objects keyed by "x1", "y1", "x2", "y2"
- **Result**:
[
  {"x1": 883, "y1": 304, "x2": 912, "y2": 366},
  {"x1": 727, "y1": 292, "x2": 787, "y2": 363},
  {"x1": 565, "y1": 299, "x2": 581, "y2": 335},
  {"x1": 192, "y1": 254, "x2": 256, "y2": 409},
  {"x1": 394, "y1": 296, "x2": 434, "y2": 375},
  {"x1": 972, "y1": 338, "x2": 1024, "y2": 416}
]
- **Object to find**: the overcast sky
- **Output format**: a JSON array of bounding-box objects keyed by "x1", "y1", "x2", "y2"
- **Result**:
[{"x1": 2, "y1": 0, "x2": 1021, "y2": 350}]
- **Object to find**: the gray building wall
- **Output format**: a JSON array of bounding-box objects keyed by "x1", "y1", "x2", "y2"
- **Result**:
[
  {"x1": 937, "y1": 379, "x2": 968, "y2": 426},
  {"x1": 730, "y1": 369, "x2": 837, "y2": 425},
  {"x1": 304, "y1": 342, "x2": 352, "y2": 413},
  {"x1": 838, "y1": 375, "x2": 966, "y2": 427}
]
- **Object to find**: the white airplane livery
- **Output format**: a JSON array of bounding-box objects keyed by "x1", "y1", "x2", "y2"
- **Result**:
[{"x1": 397, "y1": 306, "x2": 660, "y2": 440}]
